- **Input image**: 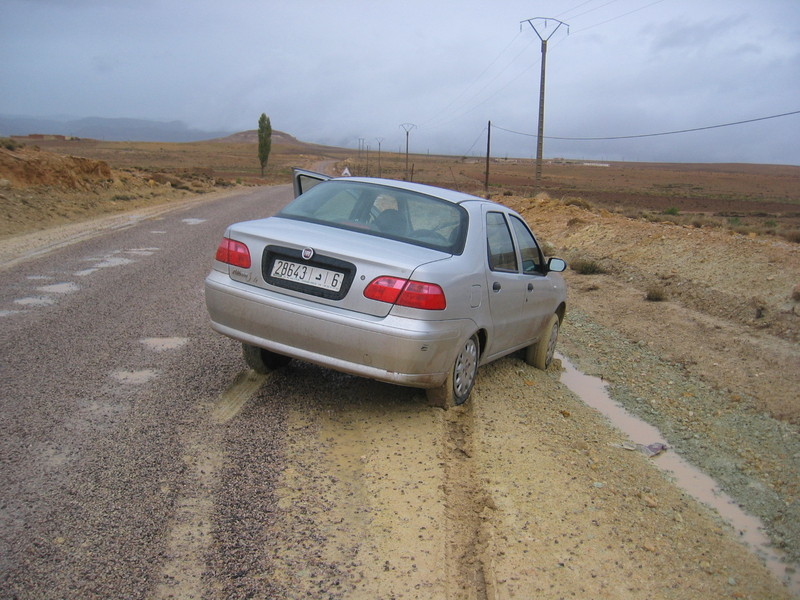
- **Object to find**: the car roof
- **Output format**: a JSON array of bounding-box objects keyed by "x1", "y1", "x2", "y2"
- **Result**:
[{"x1": 333, "y1": 176, "x2": 486, "y2": 206}]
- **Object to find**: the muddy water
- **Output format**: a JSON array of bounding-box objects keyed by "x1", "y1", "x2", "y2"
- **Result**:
[{"x1": 558, "y1": 354, "x2": 800, "y2": 595}]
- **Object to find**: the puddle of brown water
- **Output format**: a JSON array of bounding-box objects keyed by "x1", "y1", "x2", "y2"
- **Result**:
[{"x1": 558, "y1": 353, "x2": 800, "y2": 595}]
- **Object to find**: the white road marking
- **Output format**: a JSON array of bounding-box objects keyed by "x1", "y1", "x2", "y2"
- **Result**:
[
  {"x1": 140, "y1": 337, "x2": 190, "y2": 351},
  {"x1": 14, "y1": 296, "x2": 55, "y2": 307},
  {"x1": 37, "y1": 282, "x2": 80, "y2": 294}
]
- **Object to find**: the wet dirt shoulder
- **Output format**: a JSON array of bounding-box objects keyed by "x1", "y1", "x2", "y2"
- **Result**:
[
  {"x1": 254, "y1": 356, "x2": 790, "y2": 599},
  {"x1": 560, "y1": 307, "x2": 800, "y2": 568}
]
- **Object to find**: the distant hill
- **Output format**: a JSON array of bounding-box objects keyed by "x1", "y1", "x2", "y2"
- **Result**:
[
  {"x1": 211, "y1": 130, "x2": 304, "y2": 145},
  {"x1": 0, "y1": 115, "x2": 233, "y2": 143}
]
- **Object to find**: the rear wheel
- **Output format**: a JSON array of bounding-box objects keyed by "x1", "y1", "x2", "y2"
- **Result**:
[
  {"x1": 526, "y1": 314, "x2": 559, "y2": 370},
  {"x1": 426, "y1": 333, "x2": 479, "y2": 409},
  {"x1": 242, "y1": 343, "x2": 291, "y2": 373}
]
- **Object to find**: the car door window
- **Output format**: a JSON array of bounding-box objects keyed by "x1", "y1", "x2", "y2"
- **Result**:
[
  {"x1": 509, "y1": 215, "x2": 542, "y2": 274},
  {"x1": 486, "y1": 212, "x2": 518, "y2": 272}
]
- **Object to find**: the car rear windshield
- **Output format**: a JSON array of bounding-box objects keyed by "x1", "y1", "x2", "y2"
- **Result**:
[{"x1": 278, "y1": 180, "x2": 468, "y2": 254}]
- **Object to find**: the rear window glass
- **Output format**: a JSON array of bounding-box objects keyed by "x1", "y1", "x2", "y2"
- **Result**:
[{"x1": 279, "y1": 180, "x2": 467, "y2": 253}]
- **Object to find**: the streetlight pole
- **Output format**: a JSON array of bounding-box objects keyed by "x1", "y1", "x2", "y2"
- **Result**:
[{"x1": 521, "y1": 17, "x2": 568, "y2": 191}]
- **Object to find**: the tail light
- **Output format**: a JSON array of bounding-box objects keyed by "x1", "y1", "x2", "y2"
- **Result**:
[
  {"x1": 215, "y1": 237, "x2": 251, "y2": 268},
  {"x1": 364, "y1": 276, "x2": 446, "y2": 310}
]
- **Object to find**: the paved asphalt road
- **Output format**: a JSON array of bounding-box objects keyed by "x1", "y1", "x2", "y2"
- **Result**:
[{"x1": 1, "y1": 185, "x2": 295, "y2": 599}]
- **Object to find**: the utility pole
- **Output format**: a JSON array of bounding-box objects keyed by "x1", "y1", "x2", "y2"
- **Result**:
[
  {"x1": 484, "y1": 120, "x2": 491, "y2": 198},
  {"x1": 375, "y1": 137, "x2": 384, "y2": 177},
  {"x1": 400, "y1": 123, "x2": 416, "y2": 180},
  {"x1": 522, "y1": 17, "x2": 568, "y2": 191}
]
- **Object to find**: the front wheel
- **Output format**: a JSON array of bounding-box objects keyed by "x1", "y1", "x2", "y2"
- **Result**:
[
  {"x1": 427, "y1": 333, "x2": 479, "y2": 409},
  {"x1": 242, "y1": 343, "x2": 291, "y2": 373},
  {"x1": 526, "y1": 314, "x2": 560, "y2": 370}
]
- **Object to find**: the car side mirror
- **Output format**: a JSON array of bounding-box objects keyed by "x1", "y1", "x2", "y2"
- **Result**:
[{"x1": 547, "y1": 257, "x2": 567, "y2": 273}]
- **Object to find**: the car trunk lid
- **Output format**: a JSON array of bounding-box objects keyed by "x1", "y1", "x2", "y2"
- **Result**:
[{"x1": 224, "y1": 217, "x2": 449, "y2": 318}]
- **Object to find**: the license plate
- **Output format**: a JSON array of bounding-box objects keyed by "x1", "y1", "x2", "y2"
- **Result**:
[{"x1": 270, "y1": 259, "x2": 344, "y2": 291}]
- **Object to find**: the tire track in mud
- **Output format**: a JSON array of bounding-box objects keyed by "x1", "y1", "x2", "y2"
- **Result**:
[
  {"x1": 264, "y1": 371, "x2": 450, "y2": 599},
  {"x1": 264, "y1": 363, "x2": 500, "y2": 600},
  {"x1": 443, "y1": 402, "x2": 492, "y2": 600}
]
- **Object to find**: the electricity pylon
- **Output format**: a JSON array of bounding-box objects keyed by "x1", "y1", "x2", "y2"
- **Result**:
[
  {"x1": 400, "y1": 123, "x2": 416, "y2": 180},
  {"x1": 521, "y1": 17, "x2": 568, "y2": 190}
]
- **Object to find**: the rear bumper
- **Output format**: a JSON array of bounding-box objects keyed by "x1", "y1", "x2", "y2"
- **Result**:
[{"x1": 204, "y1": 270, "x2": 474, "y2": 388}]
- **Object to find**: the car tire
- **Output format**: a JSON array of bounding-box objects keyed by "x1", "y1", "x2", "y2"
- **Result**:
[
  {"x1": 526, "y1": 314, "x2": 559, "y2": 370},
  {"x1": 426, "y1": 333, "x2": 479, "y2": 409},
  {"x1": 242, "y1": 342, "x2": 291, "y2": 373}
]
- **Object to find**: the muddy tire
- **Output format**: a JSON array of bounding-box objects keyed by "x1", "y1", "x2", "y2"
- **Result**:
[
  {"x1": 242, "y1": 342, "x2": 291, "y2": 373},
  {"x1": 426, "y1": 333, "x2": 479, "y2": 409},
  {"x1": 526, "y1": 314, "x2": 559, "y2": 370}
]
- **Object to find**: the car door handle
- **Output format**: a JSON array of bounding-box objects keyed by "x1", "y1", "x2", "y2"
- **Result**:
[
  {"x1": 527, "y1": 283, "x2": 534, "y2": 291},
  {"x1": 492, "y1": 281, "x2": 502, "y2": 292}
]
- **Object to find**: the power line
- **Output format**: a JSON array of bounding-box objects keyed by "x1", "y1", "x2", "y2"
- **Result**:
[
  {"x1": 555, "y1": 0, "x2": 599, "y2": 21},
  {"x1": 420, "y1": 31, "x2": 524, "y2": 128},
  {"x1": 422, "y1": 34, "x2": 535, "y2": 130},
  {"x1": 493, "y1": 110, "x2": 800, "y2": 141},
  {"x1": 461, "y1": 125, "x2": 489, "y2": 157},
  {"x1": 561, "y1": 0, "x2": 624, "y2": 22},
  {"x1": 569, "y1": 0, "x2": 667, "y2": 34}
]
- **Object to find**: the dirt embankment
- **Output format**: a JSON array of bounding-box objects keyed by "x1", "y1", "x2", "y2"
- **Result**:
[
  {"x1": 0, "y1": 145, "x2": 112, "y2": 188},
  {"x1": 506, "y1": 194, "x2": 800, "y2": 419},
  {"x1": 0, "y1": 145, "x2": 224, "y2": 237}
]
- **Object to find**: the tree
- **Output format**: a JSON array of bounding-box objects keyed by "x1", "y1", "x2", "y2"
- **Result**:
[{"x1": 258, "y1": 113, "x2": 272, "y2": 177}]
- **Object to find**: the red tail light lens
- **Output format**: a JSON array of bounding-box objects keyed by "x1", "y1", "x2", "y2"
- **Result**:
[
  {"x1": 215, "y1": 238, "x2": 251, "y2": 268},
  {"x1": 364, "y1": 276, "x2": 446, "y2": 310}
]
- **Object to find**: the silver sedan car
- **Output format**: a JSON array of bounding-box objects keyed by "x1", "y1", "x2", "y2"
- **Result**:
[{"x1": 205, "y1": 169, "x2": 567, "y2": 407}]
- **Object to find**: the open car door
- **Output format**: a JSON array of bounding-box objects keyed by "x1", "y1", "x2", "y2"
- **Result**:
[{"x1": 292, "y1": 168, "x2": 331, "y2": 198}]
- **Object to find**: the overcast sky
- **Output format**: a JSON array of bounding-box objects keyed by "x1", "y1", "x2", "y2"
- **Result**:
[{"x1": 2, "y1": 0, "x2": 799, "y2": 164}]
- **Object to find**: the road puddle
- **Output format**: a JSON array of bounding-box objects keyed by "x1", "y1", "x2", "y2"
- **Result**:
[{"x1": 558, "y1": 354, "x2": 800, "y2": 595}]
